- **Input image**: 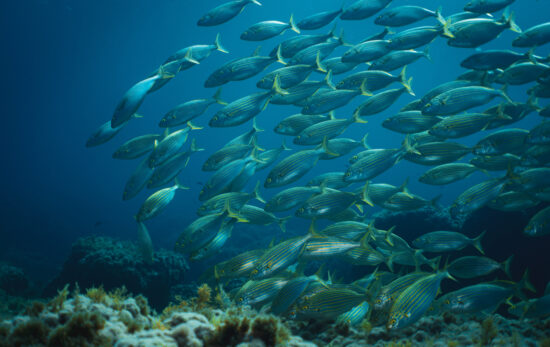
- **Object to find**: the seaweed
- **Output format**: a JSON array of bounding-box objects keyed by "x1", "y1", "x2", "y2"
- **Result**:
[
  {"x1": 8, "y1": 318, "x2": 50, "y2": 347},
  {"x1": 250, "y1": 315, "x2": 290, "y2": 347},
  {"x1": 86, "y1": 286, "x2": 107, "y2": 304},
  {"x1": 134, "y1": 294, "x2": 150, "y2": 316},
  {"x1": 205, "y1": 316, "x2": 250, "y2": 347},
  {"x1": 48, "y1": 284, "x2": 69, "y2": 313},
  {"x1": 197, "y1": 283, "x2": 212, "y2": 309},
  {"x1": 47, "y1": 311, "x2": 111, "y2": 347},
  {"x1": 541, "y1": 337, "x2": 550, "y2": 347},
  {"x1": 23, "y1": 301, "x2": 46, "y2": 317},
  {"x1": 479, "y1": 316, "x2": 498, "y2": 346}
]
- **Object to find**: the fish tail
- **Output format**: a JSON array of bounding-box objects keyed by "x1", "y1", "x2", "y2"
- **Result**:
[
  {"x1": 337, "y1": 29, "x2": 349, "y2": 46},
  {"x1": 213, "y1": 87, "x2": 227, "y2": 105},
  {"x1": 223, "y1": 200, "x2": 249, "y2": 223},
  {"x1": 434, "y1": 6, "x2": 443, "y2": 19},
  {"x1": 495, "y1": 103, "x2": 513, "y2": 121},
  {"x1": 214, "y1": 33, "x2": 229, "y2": 53},
  {"x1": 321, "y1": 136, "x2": 339, "y2": 157},
  {"x1": 250, "y1": 135, "x2": 264, "y2": 151},
  {"x1": 289, "y1": 13, "x2": 300, "y2": 34},
  {"x1": 281, "y1": 138, "x2": 292, "y2": 151},
  {"x1": 503, "y1": 255, "x2": 514, "y2": 279},
  {"x1": 252, "y1": 117, "x2": 265, "y2": 133},
  {"x1": 308, "y1": 218, "x2": 320, "y2": 236},
  {"x1": 328, "y1": 23, "x2": 337, "y2": 39},
  {"x1": 190, "y1": 138, "x2": 205, "y2": 153},
  {"x1": 398, "y1": 65, "x2": 408, "y2": 87},
  {"x1": 503, "y1": 10, "x2": 522, "y2": 33},
  {"x1": 132, "y1": 113, "x2": 144, "y2": 119},
  {"x1": 359, "y1": 79, "x2": 373, "y2": 96},
  {"x1": 249, "y1": 0, "x2": 262, "y2": 6},
  {"x1": 422, "y1": 46, "x2": 432, "y2": 62},
  {"x1": 517, "y1": 269, "x2": 536, "y2": 294},
  {"x1": 400, "y1": 177, "x2": 412, "y2": 198},
  {"x1": 472, "y1": 230, "x2": 486, "y2": 254},
  {"x1": 353, "y1": 111, "x2": 368, "y2": 124},
  {"x1": 158, "y1": 63, "x2": 177, "y2": 79},
  {"x1": 361, "y1": 133, "x2": 369, "y2": 149},
  {"x1": 174, "y1": 177, "x2": 190, "y2": 191},
  {"x1": 315, "y1": 51, "x2": 326, "y2": 72},
  {"x1": 275, "y1": 45, "x2": 287, "y2": 65},
  {"x1": 439, "y1": 17, "x2": 454, "y2": 39},
  {"x1": 323, "y1": 69, "x2": 335, "y2": 89},
  {"x1": 430, "y1": 194, "x2": 442, "y2": 209},
  {"x1": 361, "y1": 181, "x2": 373, "y2": 207},
  {"x1": 187, "y1": 120, "x2": 204, "y2": 130},
  {"x1": 403, "y1": 76, "x2": 415, "y2": 96},
  {"x1": 385, "y1": 254, "x2": 394, "y2": 273},
  {"x1": 402, "y1": 135, "x2": 420, "y2": 155},
  {"x1": 384, "y1": 226, "x2": 396, "y2": 247},
  {"x1": 271, "y1": 74, "x2": 288, "y2": 96},
  {"x1": 183, "y1": 49, "x2": 200, "y2": 65},
  {"x1": 278, "y1": 216, "x2": 292, "y2": 233},
  {"x1": 253, "y1": 181, "x2": 266, "y2": 203},
  {"x1": 526, "y1": 94, "x2": 541, "y2": 112}
]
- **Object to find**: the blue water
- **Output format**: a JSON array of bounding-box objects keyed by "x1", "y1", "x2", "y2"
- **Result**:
[{"x1": 1, "y1": 0, "x2": 549, "y2": 292}]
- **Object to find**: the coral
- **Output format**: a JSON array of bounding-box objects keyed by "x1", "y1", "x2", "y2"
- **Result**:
[
  {"x1": 480, "y1": 316, "x2": 498, "y2": 346},
  {"x1": 44, "y1": 236, "x2": 188, "y2": 309}
]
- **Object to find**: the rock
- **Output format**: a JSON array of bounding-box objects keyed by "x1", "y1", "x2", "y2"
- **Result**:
[{"x1": 0, "y1": 263, "x2": 30, "y2": 296}]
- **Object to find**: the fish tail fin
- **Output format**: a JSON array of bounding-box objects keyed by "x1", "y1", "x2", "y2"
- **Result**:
[
  {"x1": 359, "y1": 79, "x2": 373, "y2": 96},
  {"x1": 281, "y1": 138, "x2": 292, "y2": 151},
  {"x1": 434, "y1": 6, "x2": 443, "y2": 20},
  {"x1": 223, "y1": 200, "x2": 248, "y2": 223},
  {"x1": 253, "y1": 181, "x2": 266, "y2": 203},
  {"x1": 503, "y1": 255, "x2": 514, "y2": 279},
  {"x1": 275, "y1": 45, "x2": 287, "y2": 65},
  {"x1": 398, "y1": 65, "x2": 408, "y2": 87},
  {"x1": 183, "y1": 49, "x2": 200, "y2": 65},
  {"x1": 403, "y1": 76, "x2": 415, "y2": 96},
  {"x1": 323, "y1": 69, "x2": 335, "y2": 89},
  {"x1": 271, "y1": 74, "x2": 288, "y2": 96},
  {"x1": 321, "y1": 136, "x2": 338, "y2": 157},
  {"x1": 386, "y1": 254, "x2": 394, "y2": 273},
  {"x1": 430, "y1": 255, "x2": 442, "y2": 272},
  {"x1": 359, "y1": 230, "x2": 371, "y2": 249},
  {"x1": 353, "y1": 110, "x2": 368, "y2": 124},
  {"x1": 308, "y1": 218, "x2": 320, "y2": 236},
  {"x1": 495, "y1": 103, "x2": 513, "y2": 121},
  {"x1": 252, "y1": 117, "x2": 265, "y2": 133},
  {"x1": 250, "y1": 0, "x2": 262, "y2": 6},
  {"x1": 132, "y1": 113, "x2": 144, "y2": 119},
  {"x1": 527, "y1": 94, "x2": 541, "y2": 112},
  {"x1": 384, "y1": 226, "x2": 395, "y2": 247},
  {"x1": 278, "y1": 216, "x2": 292, "y2": 233},
  {"x1": 402, "y1": 135, "x2": 420, "y2": 155},
  {"x1": 289, "y1": 13, "x2": 300, "y2": 33},
  {"x1": 214, "y1": 33, "x2": 229, "y2": 53},
  {"x1": 440, "y1": 18, "x2": 454, "y2": 38},
  {"x1": 187, "y1": 121, "x2": 203, "y2": 130},
  {"x1": 473, "y1": 230, "x2": 486, "y2": 254},
  {"x1": 157, "y1": 64, "x2": 177, "y2": 80},
  {"x1": 518, "y1": 269, "x2": 536, "y2": 294},
  {"x1": 213, "y1": 87, "x2": 227, "y2": 105},
  {"x1": 213, "y1": 265, "x2": 221, "y2": 281},
  {"x1": 328, "y1": 23, "x2": 337, "y2": 39},
  {"x1": 338, "y1": 29, "x2": 349, "y2": 46},
  {"x1": 361, "y1": 133, "x2": 369, "y2": 149},
  {"x1": 250, "y1": 135, "x2": 264, "y2": 151},
  {"x1": 504, "y1": 9, "x2": 521, "y2": 33},
  {"x1": 430, "y1": 194, "x2": 442, "y2": 209},
  {"x1": 251, "y1": 45, "x2": 262, "y2": 57},
  {"x1": 315, "y1": 51, "x2": 326, "y2": 72},
  {"x1": 422, "y1": 46, "x2": 432, "y2": 62},
  {"x1": 361, "y1": 181, "x2": 374, "y2": 207},
  {"x1": 174, "y1": 177, "x2": 190, "y2": 191},
  {"x1": 190, "y1": 138, "x2": 205, "y2": 153}
]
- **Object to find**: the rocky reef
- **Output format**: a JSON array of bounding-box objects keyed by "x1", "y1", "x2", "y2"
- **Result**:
[{"x1": 43, "y1": 236, "x2": 189, "y2": 309}]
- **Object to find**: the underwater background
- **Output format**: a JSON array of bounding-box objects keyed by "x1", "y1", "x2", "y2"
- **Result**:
[{"x1": 2, "y1": 0, "x2": 550, "y2": 345}]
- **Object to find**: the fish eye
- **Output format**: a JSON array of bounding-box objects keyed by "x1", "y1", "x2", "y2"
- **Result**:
[
  {"x1": 239, "y1": 297, "x2": 243, "y2": 302},
  {"x1": 251, "y1": 269, "x2": 258, "y2": 275},
  {"x1": 445, "y1": 300, "x2": 450, "y2": 305},
  {"x1": 212, "y1": 116, "x2": 218, "y2": 121},
  {"x1": 389, "y1": 318, "x2": 396, "y2": 325},
  {"x1": 266, "y1": 178, "x2": 272, "y2": 183},
  {"x1": 299, "y1": 208, "x2": 304, "y2": 213},
  {"x1": 375, "y1": 299, "x2": 381, "y2": 304},
  {"x1": 345, "y1": 172, "x2": 351, "y2": 177}
]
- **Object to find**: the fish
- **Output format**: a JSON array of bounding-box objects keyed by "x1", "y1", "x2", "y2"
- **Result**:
[
  {"x1": 197, "y1": 181, "x2": 264, "y2": 216},
  {"x1": 199, "y1": 150, "x2": 262, "y2": 201},
  {"x1": 274, "y1": 113, "x2": 332, "y2": 136},
  {"x1": 224, "y1": 119, "x2": 263, "y2": 148},
  {"x1": 374, "y1": 272, "x2": 430, "y2": 312},
  {"x1": 343, "y1": 245, "x2": 388, "y2": 266},
  {"x1": 113, "y1": 134, "x2": 162, "y2": 160},
  {"x1": 137, "y1": 222, "x2": 154, "y2": 264},
  {"x1": 301, "y1": 83, "x2": 372, "y2": 115},
  {"x1": 404, "y1": 141, "x2": 471, "y2": 166},
  {"x1": 307, "y1": 172, "x2": 351, "y2": 190},
  {"x1": 148, "y1": 139, "x2": 204, "y2": 189},
  {"x1": 508, "y1": 293, "x2": 550, "y2": 319},
  {"x1": 271, "y1": 273, "x2": 325, "y2": 315},
  {"x1": 295, "y1": 185, "x2": 372, "y2": 219},
  {"x1": 527, "y1": 121, "x2": 550, "y2": 145},
  {"x1": 451, "y1": 176, "x2": 508, "y2": 216},
  {"x1": 159, "y1": 88, "x2": 226, "y2": 127},
  {"x1": 340, "y1": 0, "x2": 392, "y2": 21},
  {"x1": 387, "y1": 271, "x2": 452, "y2": 330},
  {"x1": 496, "y1": 61, "x2": 550, "y2": 85},
  {"x1": 86, "y1": 115, "x2": 139, "y2": 148},
  {"x1": 354, "y1": 83, "x2": 415, "y2": 117},
  {"x1": 419, "y1": 79, "x2": 476, "y2": 108},
  {"x1": 235, "y1": 277, "x2": 289, "y2": 307},
  {"x1": 448, "y1": 255, "x2": 513, "y2": 280},
  {"x1": 238, "y1": 204, "x2": 291, "y2": 233},
  {"x1": 123, "y1": 157, "x2": 155, "y2": 201},
  {"x1": 337, "y1": 66, "x2": 409, "y2": 91},
  {"x1": 320, "y1": 136, "x2": 369, "y2": 160},
  {"x1": 202, "y1": 141, "x2": 257, "y2": 172},
  {"x1": 297, "y1": 6, "x2": 343, "y2": 30},
  {"x1": 148, "y1": 124, "x2": 200, "y2": 167},
  {"x1": 319, "y1": 221, "x2": 371, "y2": 240},
  {"x1": 422, "y1": 86, "x2": 511, "y2": 116},
  {"x1": 250, "y1": 234, "x2": 312, "y2": 279},
  {"x1": 461, "y1": 50, "x2": 533, "y2": 71},
  {"x1": 301, "y1": 232, "x2": 370, "y2": 260},
  {"x1": 270, "y1": 26, "x2": 335, "y2": 59},
  {"x1": 294, "y1": 113, "x2": 367, "y2": 146},
  {"x1": 381, "y1": 192, "x2": 439, "y2": 211},
  {"x1": 464, "y1": 0, "x2": 515, "y2": 13},
  {"x1": 241, "y1": 14, "x2": 300, "y2": 41},
  {"x1": 485, "y1": 99, "x2": 539, "y2": 130},
  {"x1": 210, "y1": 76, "x2": 286, "y2": 127},
  {"x1": 429, "y1": 112, "x2": 511, "y2": 139},
  {"x1": 190, "y1": 219, "x2": 235, "y2": 261},
  {"x1": 369, "y1": 48, "x2": 431, "y2": 72},
  {"x1": 488, "y1": 191, "x2": 540, "y2": 212},
  {"x1": 412, "y1": 230, "x2": 486, "y2": 254},
  {"x1": 255, "y1": 141, "x2": 292, "y2": 172},
  {"x1": 375, "y1": 6, "x2": 442, "y2": 27},
  {"x1": 297, "y1": 288, "x2": 371, "y2": 320},
  {"x1": 512, "y1": 22, "x2": 550, "y2": 47},
  {"x1": 287, "y1": 34, "x2": 346, "y2": 66},
  {"x1": 439, "y1": 282, "x2": 518, "y2": 314},
  {"x1": 319, "y1": 57, "x2": 359, "y2": 75},
  {"x1": 135, "y1": 179, "x2": 189, "y2": 222},
  {"x1": 510, "y1": 168, "x2": 550, "y2": 192},
  {"x1": 162, "y1": 34, "x2": 229, "y2": 71},
  {"x1": 257, "y1": 61, "x2": 325, "y2": 90},
  {"x1": 264, "y1": 186, "x2": 322, "y2": 213},
  {"x1": 470, "y1": 153, "x2": 521, "y2": 171},
  {"x1": 197, "y1": 0, "x2": 262, "y2": 26},
  {"x1": 447, "y1": 11, "x2": 521, "y2": 48},
  {"x1": 265, "y1": 138, "x2": 335, "y2": 188},
  {"x1": 270, "y1": 72, "x2": 334, "y2": 105},
  {"x1": 419, "y1": 163, "x2": 482, "y2": 185},
  {"x1": 214, "y1": 249, "x2": 266, "y2": 279},
  {"x1": 524, "y1": 206, "x2": 550, "y2": 237},
  {"x1": 336, "y1": 301, "x2": 371, "y2": 326},
  {"x1": 361, "y1": 179, "x2": 410, "y2": 206},
  {"x1": 341, "y1": 40, "x2": 392, "y2": 64},
  {"x1": 473, "y1": 128, "x2": 529, "y2": 155},
  {"x1": 111, "y1": 71, "x2": 172, "y2": 128},
  {"x1": 204, "y1": 48, "x2": 283, "y2": 88},
  {"x1": 382, "y1": 111, "x2": 441, "y2": 134},
  {"x1": 388, "y1": 25, "x2": 450, "y2": 50}
]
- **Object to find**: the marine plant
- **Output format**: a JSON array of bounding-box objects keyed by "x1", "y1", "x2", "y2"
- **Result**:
[
  {"x1": 48, "y1": 284, "x2": 69, "y2": 312},
  {"x1": 479, "y1": 316, "x2": 498, "y2": 346},
  {"x1": 47, "y1": 311, "x2": 111, "y2": 347},
  {"x1": 23, "y1": 301, "x2": 46, "y2": 317},
  {"x1": 250, "y1": 315, "x2": 290, "y2": 347},
  {"x1": 197, "y1": 283, "x2": 212, "y2": 309},
  {"x1": 6, "y1": 318, "x2": 50, "y2": 347},
  {"x1": 86, "y1": 285, "x2": 107, "y2": 304}
]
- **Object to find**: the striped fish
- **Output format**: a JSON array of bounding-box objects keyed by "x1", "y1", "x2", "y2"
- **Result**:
[
  {"x1": 419, "y1": 163, "x2": 481, "y2": 186},
  {"x1": 274, "y1": 113, "x2": 332, "y2": 136},
  {"x1": 123, "y1": 157, "x2": 155, "y2": 201},
  {"x1": 301, "y1": 233, "x2": 370, "y2": 260},
  {"x1": 488, "y1": 191, "x2": 540, "y2": 212},
  {"x1": 524, "y1": 206, "x2": 550, "y2": 237},
  {"x1": 355, "y1": 83, "x2": 415, "y2": 117},
  {"x1": 297, "y1": 288, "x2": 370, "y2": 320},
  {"x1": 295, "y1": 185, "x2": 372, "y2": 219},
  {"x1": 294, "y1": 113, "x2": 367, "y2": 146},
  {"x1": 429, "y1": 112, "x2": 510, "y2": 139},
  {"x1": 265, "y1": 186, "x2": 322, "y2": 213},
  {"x1": 307, "y1": 172, "x2": 351, "y2": 190},
  {"x1": 447, "y1": 255, "x2": 513, "y2": 279},
  {"x1": 238, "y1": 205, "x2": 291, "y2": 232},
  {"x1": 320, "y1": 136, "x2": 369, "y2": 160},
  {"x1": 271, "y1": 273, "x2": 325, "y2": 315},
  {"x1": 337, "y1": 66, "x2": 408, "y2": 92},
  {"x1": 197, "y1": 181, "x2": 264, "y2": 216},
  {"x1": 257, "y1": 62, "x2": 324, "y2": 90},
  {"x1": 470, "y1": 153, "x2": 521, "y2": 171},
  {"x1": 360, "y1": 179, "x2": 410, "y2": 206},
  {"x1": 204, "y1": 52, "x2": 281, "y2": 88},
  {"x1": 413, "y1": 230, "x2": 486, "y2": 253},
  {"x1": 342, "y1": 246, "x2": 387, "y2": 266},
  {"x1": 336, "y1": 301, "x2": 371, "y2": 325},
  {"x1": 301, "y1": 81, "x2": 371, "y2": 115},
  {"x1": 374, "y1": 272, "x2": 430, "y2": 312},
  {"x1": 135, "y1": 179, "x2": 189, "y2": 222},
  {"x1": 381, "y1": 192, "x2": 439, "y2": 211},
  {"x1": 320, "y1": 221, "x2": 371, "y2": 240},
  {"x1": 159, "y1": 88, "x2": 226, "y2": 126},
  {"x1": 235, "y1": 277, "x2": 289, "y2": 307},
  {"x1": 387, "y1": 271, "x2": 452, "y2": 330},
  {"x1": 422, "y1": 86, "x2": 511, "y2": 116},
  {"x1": 382, "y1": 111, "x2": 442, "y2": 134},
  {"x1": 202, "y1": 142, "x2": 255, "y2": 172},
  {"x1": 113, "y1": 134, "x2": 162, "y2": 160},
  {"x1": 404, "y1": 141, "x2": 471, "y2": 166},
  {"x1": 214, "y1": 249, "x2": 266, "y2": 279},
  {"x1": 149, "y1": 124, "x2": 199, "y2": 167},
  {"x1": 474, "y1": 128, "x2": 529, "y2": 156},
  {"x1": 190, "y1": 219, "x2": 235, "y2": 261},
  {"x1": 450, "y1": 176, "x2": 508, "y2": 216}
]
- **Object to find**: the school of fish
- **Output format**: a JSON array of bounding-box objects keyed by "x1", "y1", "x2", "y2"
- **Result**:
[{"x1": 87, "y1": 0, "x2": 550, "y2": 330}]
